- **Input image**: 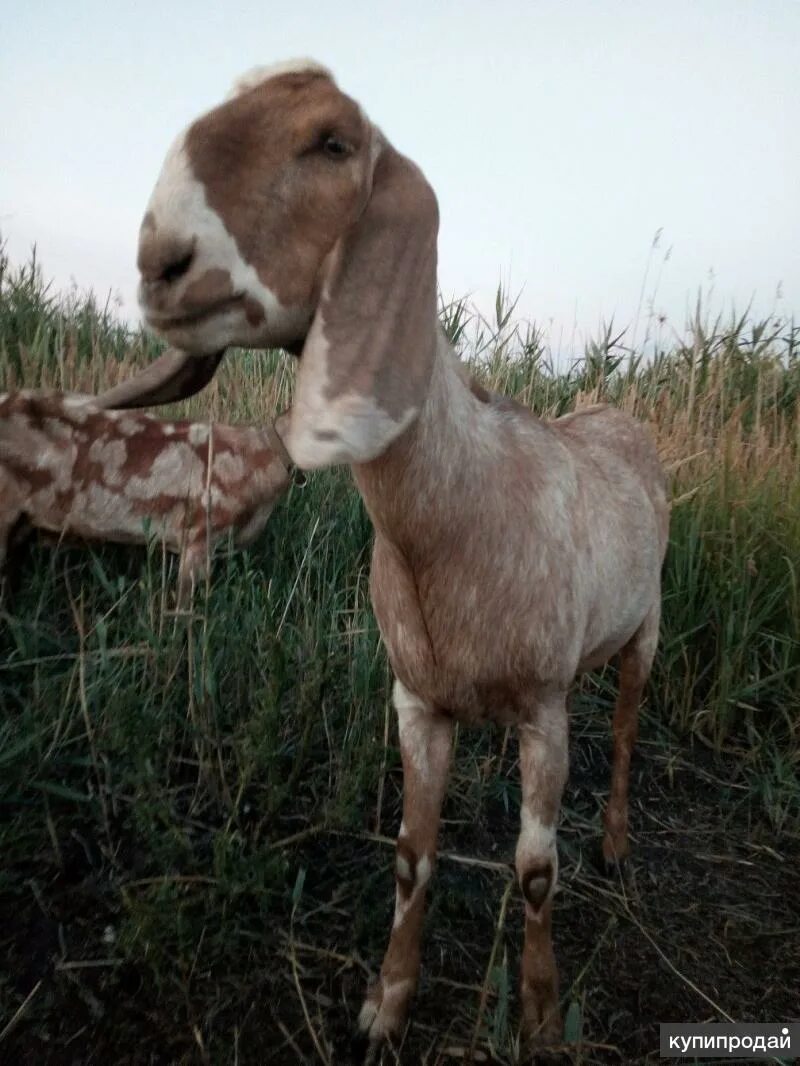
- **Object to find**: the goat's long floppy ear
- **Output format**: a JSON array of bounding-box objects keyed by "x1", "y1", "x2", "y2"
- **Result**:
[
  {"x1": 288, "y1": 144, "x2": 440, "y2": 469},
  {"x1": 93, "y1": 349, "x2": 225, "y2": 410}
]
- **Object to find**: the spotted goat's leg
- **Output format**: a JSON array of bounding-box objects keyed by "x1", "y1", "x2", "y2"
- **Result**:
[
  {"x1": 175, "y1": 538, "x2": 209, "y2": 611},
  {"x1": 358, "y1": 680, "x2": 454, "y2": 1048},
  {"x1": 602, "y1": 601, "x2": 660, "y2": 867},
  {"x1": 516, "y1": 692, "x2": 569, "y2": 1049}
]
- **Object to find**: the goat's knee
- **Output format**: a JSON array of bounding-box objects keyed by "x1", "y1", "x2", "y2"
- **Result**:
[
  {"x1": 516, "y1": 812, "x2": 558, "y2": 916},
  {"x1": 516, "y1": 813, "x2": 561, "y2": 1040},
  {"x1": 357, "y1": 833, "x2": 433, "y2": 1047}
]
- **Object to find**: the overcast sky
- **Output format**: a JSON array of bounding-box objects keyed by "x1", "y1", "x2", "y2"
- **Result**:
[{"x1": 3, "y1": 0, "x2": 798, "y2": 353}]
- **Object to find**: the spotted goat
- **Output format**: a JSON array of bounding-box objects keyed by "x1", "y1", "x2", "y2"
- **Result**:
[
  {"x1": 103, "y1": 59, "x2": 670, "y2": 1055},
  {"x1": 0, "y1": 390, "x2": 294, "y2": 607}
]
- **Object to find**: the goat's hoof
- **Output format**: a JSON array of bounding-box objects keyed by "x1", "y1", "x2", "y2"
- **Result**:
[
  {"x1": 522, "y1": 1042, "x2": 570, "y2": 1065},
  {"x1": 355, "y1": 978, "x2": 412, "y2": 1062},
  {"x1": 521, "y1": 1012, "x2": 565, "y2": 1064},
  {"x1": 599, "y1": 837, "x2": 630, "y2": 879},
  {"x1": 348, "y1": 1027, "x2": 374, "y2": 1065},
  {"x1": 521, "y1": 979, "x2": 562, "y2": 1062}
]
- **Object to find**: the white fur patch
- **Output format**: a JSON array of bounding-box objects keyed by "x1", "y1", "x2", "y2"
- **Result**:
[
  {"x1": 201, "y1": 486, "x2": 229, "y2": 512},
  {"x1": 37, "y1": 395, "x2": 87, "y2": 422},
  {"x1": 213, "y1": 451, "x2": 245, "y2": 482},
  {"x1": 126, "y1": 443, "x2": 203, "y2": 499},
  {"x1": 358, "y1": 978, "x2": 414, "y2": 1040},
  {"x1": 188, "y1": 423, "x2": 210, "y2": 446},
  {"x1": 42, "y1": 418, "x2": 73, "y2": 442},
  {"x1": 289, "y1": 390, "x2": 417, "y2": 468},
  {"x1": 392, "y1": 853, "x2": 431, "y2": 930},
  {"x1": 88, "y1": 437, "x2": 128, "y2": 486},
  {"x1": 392, "y1": 680, "x2": 437, "y2": 783},
  {"x1": 117, "y1": 417, "x2": 142, "y2": 437},
  {"x1": 288, "y1": 311, "x2": 418, "y2": 469},
  {"x1": 395, "y1": 853, "x2": 412, "y2": 881},
  {"x1": 227, "y1": 58, "x2": 333, "y2": 99},
  {"x1": 416, "y1": 853, "x2": 432, "y2": 887},
  {"x1": 516, "y1": 810, "x2": 558, "y2": 921},
  {"x1": 518, "y1": 809, "x2": 556, "y2": 859},
  {"x1": 393, "y1": 678, "x2": 425, "y2": 716},
  {"x1": 79, "y1": 483, "x2": 136, "y2": 536},
  {"x1": 141, "y1": 136, "x2": 312, "y2": 352}
]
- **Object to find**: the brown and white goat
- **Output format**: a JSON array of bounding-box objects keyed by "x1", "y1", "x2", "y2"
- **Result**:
[
  {"x1": 104, "y1": 59, "x2": 670, "y2": 1054},
  {"x1": 0, "y1": 390, "x2": 293, "y2": 607}
]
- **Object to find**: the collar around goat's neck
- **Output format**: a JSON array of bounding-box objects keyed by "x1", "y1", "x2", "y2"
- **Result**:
[{"x1": 267, "y1": 419, "x2": 306, "y2": 486}]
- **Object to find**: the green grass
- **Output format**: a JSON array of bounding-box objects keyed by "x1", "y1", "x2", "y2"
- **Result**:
[{"x1": 1, "y1": 244, "x2": 798, "y2": 1063}]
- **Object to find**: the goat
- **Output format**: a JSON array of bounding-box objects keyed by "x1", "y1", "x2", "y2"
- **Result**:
[
  {"x1": 102, "y1": 59, "x2": 670, "y2": 1055},
  {"x1": 0, "y1": 390, "x2": 294, "y2": 608}
]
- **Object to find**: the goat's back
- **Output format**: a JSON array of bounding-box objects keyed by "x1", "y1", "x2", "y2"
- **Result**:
[{"x1": 550, "y1": 403, "x2": 669, "y2": 559}]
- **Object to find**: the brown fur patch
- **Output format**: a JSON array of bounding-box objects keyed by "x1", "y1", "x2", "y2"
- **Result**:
[
  {"x1": 185, "y1": 71, "x2": 371, "y2": 310},
  {"x1": 310, "y1": 145, "x2": 439, "y2": 418},
  {"x1": 243, "y1": 295, "x2": 266, "y2": 327},
  {"x1": 182, "y1": 268, "x2": 234, "y2": 312}
]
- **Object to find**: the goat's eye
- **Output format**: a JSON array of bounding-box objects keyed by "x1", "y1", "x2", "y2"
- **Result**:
[{"x1": 321, "y1": 134, "x2": 350, "y2": 159}]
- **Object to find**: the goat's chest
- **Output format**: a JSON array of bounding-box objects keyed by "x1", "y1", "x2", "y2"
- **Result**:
[{"x1": 369, "y1": 534, "x2": 582, "y2": 721}]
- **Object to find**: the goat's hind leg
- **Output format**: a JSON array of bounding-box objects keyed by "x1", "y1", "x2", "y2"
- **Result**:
[
  {"x1": 601, "y1": 601, "x2": 660, "y2": 869},
  {"x1": 357, "y1": 680, "x2": 453, "y2": 1056}
]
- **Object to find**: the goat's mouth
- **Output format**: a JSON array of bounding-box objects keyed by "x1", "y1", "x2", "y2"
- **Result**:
[{"x1": 145, "y1": 294, "x2": 246, "y2": 332}]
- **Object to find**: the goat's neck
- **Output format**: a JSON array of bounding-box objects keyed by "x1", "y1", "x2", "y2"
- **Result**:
[{"x1": 353, "y1": 326, "x2": 499, "y2": 561}]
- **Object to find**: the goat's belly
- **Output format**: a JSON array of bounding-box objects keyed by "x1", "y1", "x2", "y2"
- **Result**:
[
  {"x1": 55, "y1": 500, "x2": 185, "y2": 553},
  {"x1": 576, "y1": 589, "x2": 657, "y2": 672},
  {"x1": 577, "y1": 630, "x2": 635, "y2": 673}
]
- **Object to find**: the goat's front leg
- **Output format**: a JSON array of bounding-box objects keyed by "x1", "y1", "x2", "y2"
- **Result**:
[
  {"x1": 516, "y1": 692, "x2": 569, "y2": 1051},
  {"x1": 358, "y1": 680, "x2": 453, "y2": 1050},
  {"x1": 175, "y1": 538, "x2": 208, "y2": 611}
]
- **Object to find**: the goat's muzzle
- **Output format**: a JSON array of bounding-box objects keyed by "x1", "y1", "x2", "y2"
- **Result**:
[{"x1": 136, "y1": 221, "x2": 248, "y2": 354}]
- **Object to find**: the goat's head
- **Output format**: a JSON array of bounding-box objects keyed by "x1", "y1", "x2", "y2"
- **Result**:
[{"x1": 134, "y1": 59, "x2": 440, "y2": 467}]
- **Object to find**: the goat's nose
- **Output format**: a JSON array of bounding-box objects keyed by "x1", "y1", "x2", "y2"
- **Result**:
[{"x1": 138, "y1": 230, "x2": 196, "y2": 286}]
